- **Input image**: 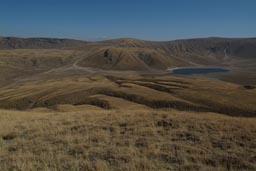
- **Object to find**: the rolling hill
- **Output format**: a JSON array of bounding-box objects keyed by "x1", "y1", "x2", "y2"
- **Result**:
[
  {"x1": 0, "y1": 37, "x2": 87, "y2": 49},
  {"x1": 0, "y1": 37, "x2": 256, "y2": 71},
  {"x1": 0, "y1": 37, "x2": 256, "y2": 171}
]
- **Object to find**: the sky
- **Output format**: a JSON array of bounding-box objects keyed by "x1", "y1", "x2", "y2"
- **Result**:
[{"x1": 0, "y1": 0, "x2": 255, "y2": 41}]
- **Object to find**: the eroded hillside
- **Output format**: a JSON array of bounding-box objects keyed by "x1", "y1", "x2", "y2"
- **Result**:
[{"x1": 1, "y1": 37, "x2": 256, "y2": 71}]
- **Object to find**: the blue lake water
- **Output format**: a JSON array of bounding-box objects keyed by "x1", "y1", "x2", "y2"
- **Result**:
[{"x1": 171, "y1": 68, "x2": 229, "y2": 75}]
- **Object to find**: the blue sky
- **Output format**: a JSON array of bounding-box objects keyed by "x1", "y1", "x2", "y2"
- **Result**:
[{"x1": 0, "y1": 0, "x2": 255, "y2": 41}]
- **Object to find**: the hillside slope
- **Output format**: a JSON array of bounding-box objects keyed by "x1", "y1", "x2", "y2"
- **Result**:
[
  {"x1": 0, "y1": 37, "x2": 256, "y2": 71},
  {"x1": 0, "y1": 37, "x2": 87, "y2": 49}
]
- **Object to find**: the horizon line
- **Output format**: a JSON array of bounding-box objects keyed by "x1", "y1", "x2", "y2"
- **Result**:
[{"x1": 1, "y1": 35, "x2": 256, "y2": 43}]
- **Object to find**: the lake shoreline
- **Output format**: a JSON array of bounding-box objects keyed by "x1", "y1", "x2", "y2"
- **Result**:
[{"x1": 167, "y1": 67, "x2": 230, "y2": 75}]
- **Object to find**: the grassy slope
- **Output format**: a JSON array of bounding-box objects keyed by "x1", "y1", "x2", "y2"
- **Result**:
[
  {"x1": 1, "y1": 37, "x2": 256, "y2": 71},
  {"x1": 0, "y1": 109, "x2": 255, "y2": 171},
  {"x1": 0, "y1": 37, "x2": 255, "y2": 171},
  {"x1": 0, "y1": 74, "x2": 255, "y2": 117},
  {"x1": 0, "y1": 49, "x2": 81, "y2": 87},
  {"x1": 1, "y1": 37, "x2": 256, "y2": 86}
]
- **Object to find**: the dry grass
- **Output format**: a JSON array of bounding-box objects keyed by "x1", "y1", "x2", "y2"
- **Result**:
[
  {"x1": 0, "y1": 74, "x2": 255, "y2": 116},
  {"x1": 0, "y1": 38, "x2": 256, "y2": 171},
  {"x1": 0, "y1": 109, "x2": 255, "y2": 171},
  {"x1": 0, "y1": 49, "x2": 255, "y2": 170}
]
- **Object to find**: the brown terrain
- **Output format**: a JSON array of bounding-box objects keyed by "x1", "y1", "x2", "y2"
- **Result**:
[{"x1": 0, "y1": 37, "x2": 255, "y2": 171}]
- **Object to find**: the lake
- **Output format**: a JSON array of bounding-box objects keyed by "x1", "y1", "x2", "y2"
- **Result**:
[{"x1": 170, "y1": 68, "x2": 229, "y2": 75}]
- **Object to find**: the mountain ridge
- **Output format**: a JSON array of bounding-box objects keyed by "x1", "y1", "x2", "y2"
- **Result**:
[
  {"x1": 1, "y1": 36, "x2": 256, "y2": 48},
  {"x1": 0, "y1": 36, "x2": 256, "y2": 72}
]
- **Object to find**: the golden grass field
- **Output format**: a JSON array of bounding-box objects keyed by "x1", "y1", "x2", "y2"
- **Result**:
[
  {"x1": 0, "y1": 109, "x2": 255, "y2": 171},
  {"x1": 0, "y1": 74, "x2": 255, "y2": 116},
  {"x1": 0, "y1": 73, "x2": 255, "y2": 171},
  {"x1": 0, "y1": 39, "x2": 256, "y2": 170}
]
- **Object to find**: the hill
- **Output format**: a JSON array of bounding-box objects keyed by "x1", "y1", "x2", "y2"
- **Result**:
[
  {"x1": 0, "y1": 37, "x2": 256, "y2": 71},
  {"x1": 0, "y1": 37, "x2": 87, "y2": 49},
  {"x1": 0, "y1": 37, "x2": 256, "y2": 171}
]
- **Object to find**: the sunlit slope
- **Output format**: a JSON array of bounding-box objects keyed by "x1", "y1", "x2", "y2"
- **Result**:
[
  {"x1": 0, "y1": 75, "x2": 255, "y2": 117},
  {"x1": 1, "y1": 37, "x2": 256, "y2": 71},
  {"x1": 0, "y1": 109, "x2": 255, "y2": 171}
]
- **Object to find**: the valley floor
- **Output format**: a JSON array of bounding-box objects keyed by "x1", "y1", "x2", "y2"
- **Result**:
[{"x1": 0, "y1": 109, "x2": 255, "y2": 171}]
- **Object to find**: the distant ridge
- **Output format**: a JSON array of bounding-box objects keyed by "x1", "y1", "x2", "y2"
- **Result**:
[
  {"x1": 1, "y1": 36, "x2": 256, "y2": 49},
  {"x1": 0, "y1": 36, "x2": 256, "y2": 71},
  {"x1": 0, "y1": 37, "x2": 87, "y2": 49}
]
